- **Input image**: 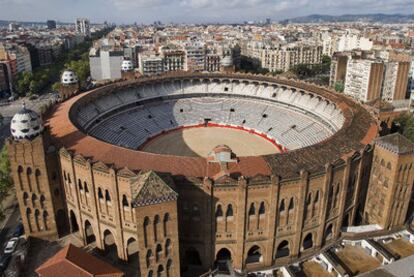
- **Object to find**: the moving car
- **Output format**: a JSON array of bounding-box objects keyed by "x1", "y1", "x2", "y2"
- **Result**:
[{"x1": 3, "y1": 238, "x2": 18, "y2": 254}]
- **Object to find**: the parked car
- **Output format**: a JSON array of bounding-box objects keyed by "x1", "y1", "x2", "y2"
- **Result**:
[
  {"x1": 3, "y1": 238, "x2": 18, "y2": 254},
  {"x1": 7, "y1": 95, "x2": 17, "y2": 102},
  {"x1": 12, "y1": 223, "x2": 24, "y2": 237},
  {"x1": 0, "y1": 254, "x2": 11, "y2": 271}
]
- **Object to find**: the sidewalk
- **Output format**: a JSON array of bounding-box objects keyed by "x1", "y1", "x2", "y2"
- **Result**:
[{"x1": 0, "y1": 187, "x2": 18, "y2": 232}]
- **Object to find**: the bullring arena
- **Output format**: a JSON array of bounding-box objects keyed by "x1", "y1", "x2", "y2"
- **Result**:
[{"x1": 9, "y1": 71, "x2": 395, "y2": 277}]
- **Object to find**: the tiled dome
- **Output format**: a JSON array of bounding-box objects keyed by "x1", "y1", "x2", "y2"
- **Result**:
[
  {"x1": 61, "y1": 70, "x2": 78, "y2": 85},
  {"x1": 10, "y1": 103, "x2": 43, "y2": 140},
  {"x1": 121, "y1": 60, "x2": 134, "y2": 72}
]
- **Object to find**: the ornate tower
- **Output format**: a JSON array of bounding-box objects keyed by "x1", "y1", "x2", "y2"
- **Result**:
[
  {"x1": 59, "y1": 69, "x2": 80, "y2": 100},
  {"x1": 121, "y1": 59, "x2": 136, "y2": 80},
  {"x1": 7, "y1": 104, "x2": 67, "y2": 239},
  {"x1": 364, "y1": 133, "x2": 414, "y2": 229}
]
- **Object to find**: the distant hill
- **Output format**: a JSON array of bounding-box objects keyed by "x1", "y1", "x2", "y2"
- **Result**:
[{"x1": 281, "y1": 13, "x2": 414, "y2": 24}]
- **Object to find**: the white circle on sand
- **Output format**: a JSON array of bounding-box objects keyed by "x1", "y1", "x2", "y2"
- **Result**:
[{"x1": 142, "y1": 127, "x2": 281, "y2": 157}]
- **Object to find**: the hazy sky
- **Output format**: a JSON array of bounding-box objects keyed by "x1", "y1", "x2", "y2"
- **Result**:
[{"x1": 1, "y1": 0, "x2": 413, "y2": 24}]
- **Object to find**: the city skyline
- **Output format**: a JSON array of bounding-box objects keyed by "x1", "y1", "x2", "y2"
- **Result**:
[{"x1": 1, "y1": 0, "x2": 414, "y2": 24}]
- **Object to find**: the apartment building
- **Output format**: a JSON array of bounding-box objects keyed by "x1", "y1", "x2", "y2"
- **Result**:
[
  {"x1": 184, "y1": 43, "x2": 206, "y2": 72},
  {"x1": 0, "y1": 43, "x2": 32, "y2": 74},
  {"x1": 261, "y1": 43, "x2": 323, "y2": 72},
  {"x1": 76, "y1": 18, "x2": 91, "y2": 38},
  {"x1": 331, "y1": 50, "x2": 411, "y2": 102},
  {"x1": 89, "y1": 47, "x2": 123, "y2": 80},
  {"x1": 344, "y1": 57, "x2": 384, "y2": 102},
  {"x1": 139, "y1": 54, "x2": 164, "y2": 75}
]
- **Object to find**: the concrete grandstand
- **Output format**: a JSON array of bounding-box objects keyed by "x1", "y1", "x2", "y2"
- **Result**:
[{"x1": 70, "y1": 77, "x2": 345, "y2": 155}]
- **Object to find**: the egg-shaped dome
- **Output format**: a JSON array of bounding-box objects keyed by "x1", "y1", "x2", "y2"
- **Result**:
[
  {"x1": 61, "y1": 70, "x2": 78, "y2": 85},
  {"x1": 220, "y1": 55, "x2": 233, "y2": 67},
  {"x1": 121, "y1": 60, "x2": 134, "y2": 72},
  {"x1": 10, "y1": 104, "x2": 44, "y2": 140}
]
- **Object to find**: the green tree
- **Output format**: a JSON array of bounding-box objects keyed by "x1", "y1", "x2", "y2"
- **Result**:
[
  {"x1": 52, "y1": 82, "x2": 61, "y2": 92},
  {"x1": 29, "y1": 80, "x2": 40, "y2": 94},
  {"x1": 0, "y1": 145, "x2": 12, "y2": 199},
  {"x1": 15, "y1": 72, "x2": 32, "y2": 96},
  {"x1": 334, "y1": 81, "x2": 345, "y2": 93},
  {"x1": 394, "y1": 113, "x2": 414, "y2": 143}
]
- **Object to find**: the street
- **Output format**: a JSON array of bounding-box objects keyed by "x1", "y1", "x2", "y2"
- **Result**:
[{"x1": 0, "y1": 204, "x2": 19, "y2": 251}]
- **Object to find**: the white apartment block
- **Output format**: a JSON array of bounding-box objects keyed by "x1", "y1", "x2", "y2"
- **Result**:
[
  {"x1": 139, "y1": 55, "x2": 164, "y2": 75},
  {"x1": 344, "y1": 58, "x2": 382, "y2": 102},
  {"x1": 184, "y1": 44, "x2": 205, "y2": 72},
  {"x1": 261, "y1": 44, "x2": 323, "y2": 72},
  {"x1": 76, "y1": 18, "x2": 91, "y2": 38},
  {"x1": 89, "y1": 48, "x2": 123, "y2": 80},
  {"x1": 322, "y1": 32, "x2": 373, "y2": 56}
]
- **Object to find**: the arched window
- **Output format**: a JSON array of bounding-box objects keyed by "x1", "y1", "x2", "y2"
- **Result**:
[
  {"x1": 34, "y1": 209, "x2": 40, "y2": 230},
  {"x1": 303, "y1": 233, "x2": 313, "y2": 250},
  {"x1": 387, "y1": 162, "x2": 392, "y2": 170},
  {"x1": 78, "y1": 180, "x2": 83, "y2": 191},
  {"x1": 32, "y1": 193, "x2": 37, "y2": 207},
  {"x1": 279, "y1": 199, "x2": 285, "y2": 212},
  {"x1": 156, "y1": 244, "x2": 162, "y2": 262},
  {"x1": 40, "y1": 195, "x2": 45, "y2": 209},
  {"x1": 98, "y1": 188, "x2": 103, "y2": 199},
  {"x1": 248, "y1": 203, "x2": 256, "y2": 216},
  {"x1": 26, "y1": 208, "x2": 32, "y2": 232},
  {"x1": 288, "y1": 198, "x2": 294, "y2": 210},
  {"x1": 226, "y1": 204, "x2": 233, "y2": 217},
  {"x1": 43, "y1": 210, "x2": 49, "y2": 230},
  {"x1": 154, "y1": 215, "x2": 160, "y2": 242},
  {"x1": 259, "y1": 202, "x2": 265, "y2": 215},
  {"x1": 314, "y1": 191, "x2": 319, "y2": 203},
  {"x1": 146, "y1": 249, "x2": 152, "y2": 268},
  {"x1": 17, "y1": 166, "x2": 24, "y2": 190},
  {"x1": 163, "y1": 213, "x2": 170, "y2": 237},
  {"x1": 84, "y1": 182, "x2": 89, "y2": 193},
  {"x1": 166, "y1": 259, "x2": 173, "y2": 277},
  {"x1": 27, "y1": 167, "x2": 32, "y2": 191},
  {"x1": 105, "y1": 190, "x2": 111, "y2": 202},
  {"x1": 122, "y1": 195, "x2": 129, "y2": 207},
  {"x1": 157, "y1": 264, "x2": 164, "y2": 277},
  {"x1": 306, "y1": 193, "x2": 312, "y2": 205},
  {"x1": 216, "y1": 205, "x2": 223, "y2": 217},
  {"x1": 165, "y1": 239, "x2": 171, "y2": 257},
  {"x1": 143, "y1": 217, "x2": 150, "y2": 247},
  {"x1": 23, "y1": 192, "x2": 29, "y2": 206},
  {"x1": 276, "y1": 240, "x2": 290, "y2": 258},
  {"x1": 35, "y1": 169, "x2": 41, "y2": 191}
]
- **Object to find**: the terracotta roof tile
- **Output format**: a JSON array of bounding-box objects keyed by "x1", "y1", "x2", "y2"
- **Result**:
[{"x1": 36, "y1": 244, "x2": 124, "y2": 277}]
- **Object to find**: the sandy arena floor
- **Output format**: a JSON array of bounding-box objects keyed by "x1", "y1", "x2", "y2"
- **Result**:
[{"x1": 142, "y1": 127, "x2": 281, "y2": 157}]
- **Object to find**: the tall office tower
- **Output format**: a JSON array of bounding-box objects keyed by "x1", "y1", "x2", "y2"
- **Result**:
[
  {"x1": 76, "y1": 18, "x2": 91, "y2": 38},
  {"x1": 6, "y1": 105, "x2": 68, "y2": 240},
  {"x1": 364, "y1": 133, "x2": 414, "y2": 229},
  {"x1": 46, "y1": 20, "x2": 56, "y2": 30}
]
